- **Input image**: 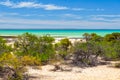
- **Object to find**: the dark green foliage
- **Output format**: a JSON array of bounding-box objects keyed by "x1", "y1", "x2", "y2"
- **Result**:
[
  {"x1": 14, "y1": 33, "x2": 55, "y2": 63},
  {"x1": 14, "y1": 33, "x2": 38, "y2": 56},
  {"x1": 74, "y1": 41, "x2": 104, "y2": 57},
  {"x1": 72, "y1": 41, "x2": 104, "y2": 66},
  {"x1": 58, "y1": 38, "x2": 71, "y2": 51},
  {"x1": 81, "y1": 32, "x2": 120, "y2": 61},
  {"x1": 83, "y1": 33, "x2": 91, "y2": 41},
  {"x1": 83, "y1": 33, "x2": 103, "y2": 42},
  {"x1": 104, "y1": 32, "x2": 120, "y2": 42},
  {"x1": 102, "y1": 41, "x2": 120, "y2": 60},
  {"x1": 90, "y1": 33, "x2": 103, "y2": 42}
]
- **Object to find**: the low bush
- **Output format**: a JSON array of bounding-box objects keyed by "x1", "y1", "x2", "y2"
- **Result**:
[
  {"x1": 55, "y1": 38, "x2": 71, "y2": 60},
  {"x1": 72, "y1": 41, "x2": 104, "y2": 67},
  {"x1": 20, "y1": 55, "x2": 40, "y2": 66},
  {"x1": 0, "y1": 53, "x2": 26, "y2": 80},
  {"x1": 14, "y1": 33, "x2": 56, "y2": 64}
]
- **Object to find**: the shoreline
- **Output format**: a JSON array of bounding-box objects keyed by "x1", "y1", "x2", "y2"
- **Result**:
[{"x1": 0, "y1": 35, "x2": 86, "y2": 44}]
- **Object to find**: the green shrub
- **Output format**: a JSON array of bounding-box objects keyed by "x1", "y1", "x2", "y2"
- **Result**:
[
  {"x1": 0, "y1": 53, "x2": 21, "y2": 68},
  {"x1": 0, "y1": 53, "x2": 26, "y2": 80},
  {"x1": 72, "y1": 41, "x2": 105, "y2": 66},
  {"x1": 55, "y1": 38, "x2": 71, "y2": 59},
  {"x1": 14, "y1": 33, "x2": 55, "y2": 64},
  {"x1": 104, "y1": 32, "x2": 120, "y2": 42},
  {"x1": 20, "y1": 55, "x2": 40, "y2": 66},
  {"x1": 100, "y1": 41, "x2": 120, "y2": 60}
]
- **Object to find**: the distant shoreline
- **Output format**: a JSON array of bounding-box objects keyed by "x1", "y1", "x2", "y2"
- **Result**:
[
  {"x1": 0, "y1": 29, "x2": 120, "y2": 38},
  {"x1": 0, "y1": 29, "x2": 120, "y2": 30}
]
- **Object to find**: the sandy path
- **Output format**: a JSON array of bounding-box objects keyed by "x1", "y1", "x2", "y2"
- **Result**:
[{"x1": 26, "y1": 64, "x2": 120, "y2": 80}]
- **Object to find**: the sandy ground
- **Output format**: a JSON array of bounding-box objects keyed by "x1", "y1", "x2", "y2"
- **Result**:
[{"x1": 26, "y1": 63, "x2": 120, "y2": 80}]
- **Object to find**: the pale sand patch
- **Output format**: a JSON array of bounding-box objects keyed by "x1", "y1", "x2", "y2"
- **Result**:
[{"x1": 26, "y1": 64, "x2": 120, "y2": 80}]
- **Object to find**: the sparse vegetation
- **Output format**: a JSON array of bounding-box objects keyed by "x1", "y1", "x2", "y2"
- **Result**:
[
  {"x1": 0, "y1": 32, "x2": 120, "y2": 79},
  {"x1": 55, "y1": 38, "x2": 71, "y2": 60}
]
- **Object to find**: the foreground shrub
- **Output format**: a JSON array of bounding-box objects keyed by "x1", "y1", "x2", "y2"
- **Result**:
[
  {"x1": 104, "y1": 32, "x2": 120, "y2": 42},
  {"x1": 20, "y1": 55, "x2": 40, "y2": 66},
  {"x1": 14, "y1": 33, "x2": 55, "y2": 64},
  {"x1": 100, "y1": 41, "x2": 120, "y2": 60},
  {"x1": 72, "y1": 41, "x2": 104, "y2": 66},
  {"x1": 0, "y1": 53, "x2": 26, "y2": 80},
  {"x1": 55, "y1": 38, "x2": 71, "y2": 60}
]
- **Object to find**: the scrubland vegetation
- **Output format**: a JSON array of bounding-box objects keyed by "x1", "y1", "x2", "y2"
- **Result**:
[{"x1": 0, "y1": 32, "x2": 120, "y2": 80}]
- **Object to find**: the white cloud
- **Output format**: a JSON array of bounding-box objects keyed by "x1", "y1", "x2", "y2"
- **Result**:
[
  {"x1": 0, "y1": 0, "x2": 12, "y2": 6},
  {"x1": 90, "y1": 14, "x2": 120, "y2": 22},
  {"x1": 0, "y1": 12, "x2": 19, "y2": 17},
  {"x1": 0, "y1": 17, "x2": 120, "y2": 29},
  {"x1": 72, "y1": 8, "x2": 85, "y2": 11},
  {"x1": 0, "y1": 1, "x2": 68, "y2": 10},
  {"x1": 92, "y1": 15, "x2": 120, "y2": 17},
  {"x1": 91, "y1": 17, "x2": 107, "y2": 21},
  {"x1": 72, "y1": 8, "x2": 104, "y2": 11},
  {"x1": 63, "y1": 14, "x2": 82, "y2": 19},
  {"x1": 0, "y1": 1, "x2": 104, "y2": 11}
]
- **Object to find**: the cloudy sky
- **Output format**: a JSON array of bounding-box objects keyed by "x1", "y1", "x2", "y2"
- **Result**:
[{"x1": 0, "y1": 0, "x2": 120, "y2": 29}]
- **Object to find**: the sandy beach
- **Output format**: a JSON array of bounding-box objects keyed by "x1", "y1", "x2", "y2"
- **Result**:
[
  {"x1": 1, "y1": 35, "x2": 120, "y2": 80},
  {"x1": 26, "y1": 62, "x2": 120, "y2": 80}
]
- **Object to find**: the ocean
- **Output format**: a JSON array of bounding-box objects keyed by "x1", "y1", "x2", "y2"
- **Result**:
[{"x1": 0, "y1": 29, "x2": 120, "y2": 38}]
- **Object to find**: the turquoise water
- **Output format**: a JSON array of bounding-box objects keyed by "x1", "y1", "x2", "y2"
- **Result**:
[{"x1": 0, "y1": 29, "x2": 120, "y2": 38}]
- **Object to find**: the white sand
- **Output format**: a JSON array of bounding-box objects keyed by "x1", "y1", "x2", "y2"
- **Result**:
[
  {"x1": 26, "y1": 63, "x2": 120, "y2": 80},
  {"x1": 54, "y1": 38, "x2": 86, "y2": 44}
]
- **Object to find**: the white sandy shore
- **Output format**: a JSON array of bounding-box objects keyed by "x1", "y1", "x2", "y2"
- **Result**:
[
  {"x1": 3, "y1": 36, "x2": 120, "y2": 80},
  {"x1": 5, "y1": 37, "x2": 86, "y2": 46},
  {"x1": 54, "y1": 38, "x2": 86, "y2": 44},
  {"x1": 26, "y1": 62, "x2": 120, "y2": 80}
]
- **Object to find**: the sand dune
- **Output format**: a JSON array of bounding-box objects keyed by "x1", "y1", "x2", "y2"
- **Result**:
[{"x1": 26, "y1": 62, "x2": 120, "y2": 80}]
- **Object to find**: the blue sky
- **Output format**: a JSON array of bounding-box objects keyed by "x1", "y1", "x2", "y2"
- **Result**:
[{"x1": 0, "y1": 0, "x2": 120, "y2": 29}]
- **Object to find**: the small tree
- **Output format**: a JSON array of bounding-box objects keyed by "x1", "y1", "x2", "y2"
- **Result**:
[
  {"x1": 14, "y1": 33, "x2": 55, "y2": 63},
  {"x1": 72, "y1": 41, "x2": 104, "y2": 66},
  {"x1": 14, "y1": 33, "x2": 38, "y2": 56},
  {"x1": 83, "y1": 33, "x2": 91, "y2": 41},
  {"x1": 90, "y1": 33, "x2": 103, "y2": 42},
  {"x1": 55, "y1": 38, "x2": 71, "y2": 59},
  {"x1": 104, "y1": 32, "x2": 120, "y2": 42}
]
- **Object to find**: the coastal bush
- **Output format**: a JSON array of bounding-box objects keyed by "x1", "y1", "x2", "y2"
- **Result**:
[
  {"x1": 55, "y1": 38, "x2": 71, "y2": 59},
  {"x1": 83, "y1": 33, "x2": 91, "y2": 41},
  {"x1": 0, "y1": 53, "x2": 26, "y2": 80},
  {"x1": 37, "y1": 35, "x2": 55, "y2": 63},
  {"x1": 102, "y1": 33, "x2": 120, "y2": 60},
  {"x1": 90, "y1": 33, "x2": 103, "y2": 42},
  {"x1": 14, "y1": 33, "x2": 38, "y2": 56},
  {"x1": 104, "y1": 32, "x2": 120, "y2": 42},
  {"x1": 72, "y1": 41, "x2": 104, "y2": 66},
  {"x1": 20, "y1": 55, "x2": 40, "y2": 66},
  {"x1": 81, "y1": 32, "x2": 120, "y2": 60},
  {"x1": 14, "y1": 33, "x2": 55, "y2": 64},
  {"x1": 99, "y1": 41, "x2": 120, "y2": 60},
  {"x1": 83, "y1": 33, "x2": 103, "y2": 42}
]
